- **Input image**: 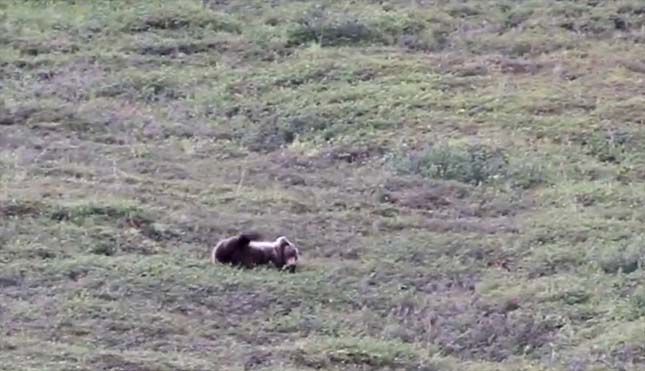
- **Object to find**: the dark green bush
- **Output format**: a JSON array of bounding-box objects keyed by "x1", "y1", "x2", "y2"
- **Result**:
[
  {"x1": 122, "y1": 9, "x2": 241, "y2": 34},
  {"x1": 286, "y1": 9, "x2": 429, "y2": 48},
  {"x1": 390, "y1": 143, "x2": 547, "y2": 188},
  {"x1": 597, "y1": 242, "x2": 643, "y2": 274},
  {"x1": 631, "y1": 286, "x2": 645, "y2": 317},
  {"x1": 238, "y1": 114, "x2": 334, "y2": 152},
  {"x1": 391, "y1": 144, "x2": 509, "y2": 186}
]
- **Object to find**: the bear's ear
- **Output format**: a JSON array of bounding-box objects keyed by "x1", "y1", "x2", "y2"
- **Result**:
[{"x1": 278, "y1": 236, "x2": 293, "y2": 247}]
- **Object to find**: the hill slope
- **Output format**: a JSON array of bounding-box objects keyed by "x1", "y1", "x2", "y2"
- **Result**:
[{"x1": 1, "y1": 1, "x2": 645, "y2": 370}]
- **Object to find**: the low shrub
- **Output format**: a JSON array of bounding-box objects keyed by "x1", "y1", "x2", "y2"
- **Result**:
[
  {"x1": 389, "y1": 143, "x2": 548, "y2": 188},
  {"x1": 286, "y1": 8, "x2": 433, "y2": 48}
]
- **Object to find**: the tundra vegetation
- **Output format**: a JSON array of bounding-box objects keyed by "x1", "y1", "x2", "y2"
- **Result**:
[{"x1": 1, "y1": 0, "x2": 645, "y2": 370}]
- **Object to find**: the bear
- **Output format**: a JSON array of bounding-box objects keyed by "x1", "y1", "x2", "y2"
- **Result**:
[{"x1": 210, "y1": 233, "x2": 300, "y2": 273}]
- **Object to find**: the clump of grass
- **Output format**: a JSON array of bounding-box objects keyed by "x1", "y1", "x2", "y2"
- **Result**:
[
  {"x1": 506, "y1": 157, "x2": 550, "y2": 190},
  {"x1": 120, "y1": 6, "x2": 241, "y2": 34},
  {"x1": 98, "y1": 70, "x2": 185, "y2": 103},
  {"x1": 290, "y1": 336, "x2": 432, "y2": 369},
  {"x1": 500, "y1": 7, "x2": 534, "y2": 31},
  {"x1": 390, "y1": 143, "x2": 509, "y2": 186},
  {"x1": 0, "y1": 101, "x2": 76, "y2": 127},
  {"x1": 389, "y1": 143, "x2": 547, "y2": 188},
  {"x1": 447, "y1": 3, "x2": 481, "y2": 18},
  {"x1": 593, "y1": 240, "x2": 644, "y2": 274},
  {"x1": 50, "y1": 201, "x2": 152, "y2": 227},
  {"x1": 237, "y1": 114, "x2": 337, "y2": 152},
  {"x1": 439, "y1": 311, "x2": 561, "y2": 361},
  {"x1": 630, "y1": 286, "x2": 645, "y2": 318},
  {"x1": 465, "y1": 31, "x2": 575, "y2": 57},
  {"x1": 0, "y1": 199, "x2": 47, "y2": 218},
  {"x1": 584, "y1": 130, "x2": 631, "y2": 164},
  {"x1": 88, "y1": 238, "x2": 118, "y2": 256},
  {"x1": 286, "y1": 8, "x2": 435, "y2": 49},
  {"x1": 288, "y1": 17, "x2": 374, "y2": 47}
]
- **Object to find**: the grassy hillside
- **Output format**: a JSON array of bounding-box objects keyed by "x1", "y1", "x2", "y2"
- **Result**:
[{"x1": 1, "y1": 0, "x2": 645, "y2": 370}]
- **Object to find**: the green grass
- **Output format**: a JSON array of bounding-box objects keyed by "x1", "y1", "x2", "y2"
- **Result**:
[{"x1": 2, "y1": 0, "x2": 645, "y2": 370}]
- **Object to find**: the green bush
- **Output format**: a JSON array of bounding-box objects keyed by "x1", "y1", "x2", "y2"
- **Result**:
[
  {"x1": 286, "y1": 9, "x2": 430, "y2": 48},
  {"x1": 121, "y1": 7, "x2": 241, "y2": 34},
  {"x1": 390, "y1": 143, "x2": 548, "y2": 188},
  {"x1": 596, "y1": 241, "x2": 643, "y2": 274},
  {"x1": 584, "y1": 130, "x2": 631, "y2": 164},
  {"x1": 238, "y1": 114, "x2": 335, "y2": 152},
  {"x1": 631, "y1": 286, "x2": 645, "y2": 317},
  {"x1": 391, "y1": 143, "x2": 508, "y2": 186}
]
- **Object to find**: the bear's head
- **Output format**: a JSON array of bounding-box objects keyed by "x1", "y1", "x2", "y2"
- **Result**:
[{"x1": 275, "y1": 236, "x2": 299, "y2": 273}]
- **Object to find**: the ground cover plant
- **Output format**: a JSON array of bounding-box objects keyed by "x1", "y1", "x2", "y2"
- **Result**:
[{"x1": 1, "y1": 0, "x2": 645, "y2": 370}]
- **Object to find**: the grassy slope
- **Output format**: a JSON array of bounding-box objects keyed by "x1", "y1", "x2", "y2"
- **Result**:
[{"x1": 1, "y1": 0, "x2": 645, "y2": 370}]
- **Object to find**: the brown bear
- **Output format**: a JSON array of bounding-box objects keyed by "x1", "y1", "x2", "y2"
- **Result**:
[{"x1": 210, "y1": 233, "x2": 300, "y2": 273}]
